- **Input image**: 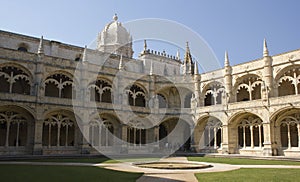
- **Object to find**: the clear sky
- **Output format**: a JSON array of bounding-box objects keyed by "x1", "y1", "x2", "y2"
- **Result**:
[{"x1": 1, "y1": 0, "x2": 299, "y2": 67}]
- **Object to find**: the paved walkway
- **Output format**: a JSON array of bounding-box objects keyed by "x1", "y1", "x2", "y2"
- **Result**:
[{"x1": 2, "y1": 157, "x2": 300, "y2": 182}]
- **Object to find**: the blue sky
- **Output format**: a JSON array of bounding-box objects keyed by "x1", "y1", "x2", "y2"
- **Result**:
[{"x1": 1, "y1": 0, "x2": 299, "y2": 68}]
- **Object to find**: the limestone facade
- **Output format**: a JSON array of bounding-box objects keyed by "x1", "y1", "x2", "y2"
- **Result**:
[{"x1": 0, "y1": 16, "x2": 300, "y2": 157}]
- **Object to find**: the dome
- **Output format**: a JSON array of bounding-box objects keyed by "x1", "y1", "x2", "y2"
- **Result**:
[{"x1": 97, "y1": 14, "x2": 133, "y2": 58}]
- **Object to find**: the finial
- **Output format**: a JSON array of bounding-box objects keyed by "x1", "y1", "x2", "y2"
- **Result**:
[
  {"x1": 194, "y1": 62, "x2": 199, "y2": 75},
  {"x1": 184, "y1": 41, "x2": 192, "y2": 64},
  {"x1": 38, "y1": 36, "x2": 44, "y2": 55},
  {"x1": 150, "y1": 61, "x2": 153, "y2": 75},
  {"x1": 176, "y1": 49, "x2": 180, "y2": 60},
  {"x1": 82, "y1": 45, "x2": 87, "y2": 62},
  {"x1": 224, "y1": 51, "x2": 230, "y2": 67},
  {"x1": 144, "y1": 40, "x2": 147, "y2": 51},
  {"x1": 119, "y1": 54, "x2": 123, "y2": 70},
  {"x1": 113, "y1": 13, "x2": 118, "y2": 21},
  {"x1": 263, "y1": 38, "x2": 269, "y2": 57}
]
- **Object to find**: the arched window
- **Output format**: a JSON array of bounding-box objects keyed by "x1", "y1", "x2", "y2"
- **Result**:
[
  {"x1": 128, "y1": 85, "x2": 146, "y2": 107},
  {"x1": 89, "y1": 120, "x2": 114, "y2": 147},
  {"x1": 127, "y1": 121, "x2": 146, "y2": 146},
  {"x1": 45, "y1": 74, "x2": 74, "y2": 99},
  {"x1": 204, "y1": 83, "x2": 224, "y2": 106},
  {"x1": 89, "y1": 80, "x2": 112, "y2": 103},
  {"x1": 238, "y1": 116, "x2": 264, "y2": 148},
  {"x1": 42, "y1": 113, "x2": 75, "y2": 147},
  {"x1": 17, "y1": 43, "x2": 28, "y2": 52},
  {"x1": 0, "y1": 111, "x2": 28, "y2": 147},
  {"x1": 278, "y1": 68, "x2": 300, "y2": 96},
  {"x1": 0, "y1": 66, "x2": 31, "y2": 94},
  {"x1": 280, "y1": 114, "x2": 300, "y2": 148},
  {"x1": 236, "y1": 76, "x2": 262, "y2": 102},
  {"x1": 203, "y1": 119, "x2": 222, "y2": 149}
]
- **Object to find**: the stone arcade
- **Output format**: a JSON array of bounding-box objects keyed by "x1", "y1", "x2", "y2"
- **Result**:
[{"x1": 1, "y1": 15, "x2": 300, "y2": 157}]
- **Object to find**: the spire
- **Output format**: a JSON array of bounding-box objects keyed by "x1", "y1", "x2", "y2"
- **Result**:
[
  {"x1": 224, "y1": 51, "x2": 230, "y2": 67},
  {"x1": 184, "y1": 41, "x2": 193, "y2": 64},
  {"x1": 263, "y1": 38, "x2": 269, "y2": 57},
  {"x1": 176, "y1": 49, "x2": 180, "y2": 60},
  {"x1": 82, "y1": 45, "x2": 87, "y2": 62},
  {"x1": 119, "y1": 54, "x2": 123, "y2": 70},
  {"x1": 143, "y1": 40, "x2": 147, "y2": 52},
  {"x1": 194, "y1": 62, "x2": 199, "y2": 75},
  {"x1": 149, "y1": 61, "x2": 153, "y2": 75},
  {"x1": 38, "y1": 36, "x2": 44, "y2": 55}
]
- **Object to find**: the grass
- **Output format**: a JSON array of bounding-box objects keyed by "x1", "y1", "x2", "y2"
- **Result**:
[
  {"x1": 17, "y1": 157, "x2": 110, "y2": 163},
  {"x1": 188, "y1": 156, "x2": 300, "y2": 165},
  {"x1": 3, "y1": 156, "x2": 300, "y2": 182},
  {"x1": 0, "y1": 164, "x2": 143, "y2": 182},
  {"x1": 195, "y1": 168, "x2": 300, "y2": 182},
  {"x1": 14, "y1": 157, "x2": 159, "y2": 164}
]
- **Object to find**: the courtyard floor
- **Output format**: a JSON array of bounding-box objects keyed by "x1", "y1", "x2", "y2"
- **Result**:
[{"x1": 2, "y1": 156, "x2": 300, "y2": 181}]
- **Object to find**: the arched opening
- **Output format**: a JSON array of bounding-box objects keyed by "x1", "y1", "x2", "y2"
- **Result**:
[
  {"x1": 237, "y1": 87, "x2": 250, "y2": 102},
  {"x1": 88, "y1": 113, "x2": 121, "y2": 148},
  {"x1": 277, "y1": 67, "x2": 300, "y2": 96},
  {"x1": 89, "y1": 79, "x2": 112, "y2": 103},
  {"x1": 0, "y1": 66, "x2": 31, "y2": 94},
  {"x1": 278, "y1": 80, "x2": 295, "y2": 96},
  {"x1": 42, "y1": 111, "x2": 76, "y2": 147},
  {"x1": 194, "y1": 116, "x2": 222, "y2": 153},
  {"x1": 45, "y1": 73, "x2": 75, "y2": 99},
  {"x1": 204, "y1": 92, "x2": 214, "y2": 106},
  {"x1": 236, "y1": 76, "x2": 262, "y2": 102},
  {"x1": 279, "y1": 114, "x2": 300, "y2": 149},
  {"x1": 236, "y1": 115, "x2": 264, "y2": 149},
  {"x1": 0, "y1": 106, "x2": 34, "y2": 153},
  {"x1": 128, "y1": 84, "x2": 146, "y2": 107},
  {"x1": 203, "y1": 82, "x2": 224, "y2": 106},
  {"x1": 159, "y1": 118, "x2": 191, "y2": 152}
]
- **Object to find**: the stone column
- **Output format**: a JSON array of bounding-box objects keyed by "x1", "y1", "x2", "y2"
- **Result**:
[
  {"x1": 259, "y1": 125, "x2": 262, "y2": 148},
  {"x1": 250, "y1": 125, "x2": 254, "y2": 148},
  {"x1": 32, "y1": 120, "x2": 43, "y2": 155},
  {"x1": 214, "y1": 128, "x2": 217, "y2": 149},
  {"x1": 263, "y1": 122, "x2": 273, "y2": 156},
  {"x1": 221, "y1": 125, "x2": 229, "y2": 154},
  {"x1": 297, "y1": 124, "x2": 300, "y2": 148},
  {"x1": 121, "y1": 124, "x2": 128, "y2": 153},
  {"x1": 287, "y1": 124, "x2": 291, "y2": 149},
  {"x1": 190, "y1": 125, "x2": 195, "y2": 152},
  {"x1": 154, "y1": 126, "x2": 159, "y2": 143},
  {"x1": 79, "y1": 124, "x2": 91, "y2": 154},
  {"x1": 243, "y1": 126, "x2": 246, "y2": 148}
]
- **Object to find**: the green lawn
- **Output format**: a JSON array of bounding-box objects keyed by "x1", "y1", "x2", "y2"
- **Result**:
[
  {"x1": 195, "y1": 168, "x2": 300, "y2": 182},
  {"x1": 188, "y1": 156, "x2": 300, "y2": 165},
  {"x1": 16, "y1": 157, "x2": 159, "y2": 164},
  {"x1": 18, "y1": 157, "x2": 110, "y2": 163},
  {"x1": 0, "y1": 164, "x2": 143, "y2": 182},
  {"x1": 3, "y1": 156, "x2": 300, "y2": 182}
]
